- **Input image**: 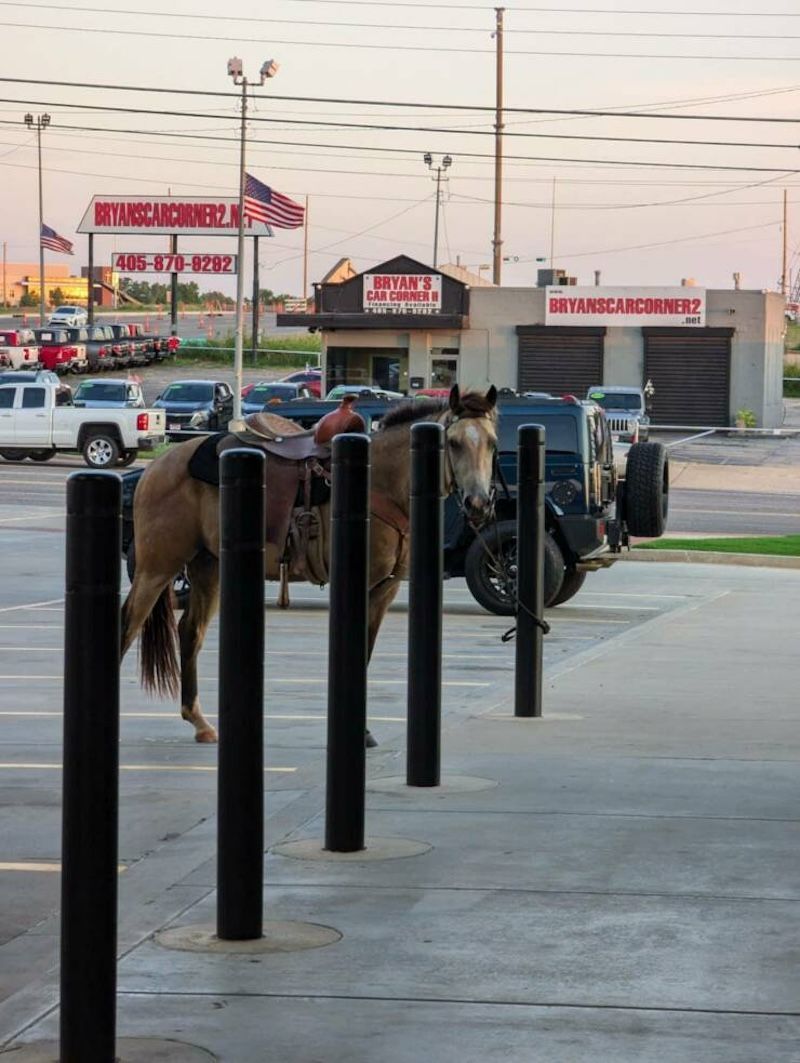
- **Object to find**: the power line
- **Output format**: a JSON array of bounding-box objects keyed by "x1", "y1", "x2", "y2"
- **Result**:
[
  {"x1": 184, "y1": 0, "x2": 800, "y2": 12},
  {"x1": 4, "y1": 2, "x2": 800, "y2": 37},
  {"x1": 1, "y1": 20, "x2": 798, "y2": 60},
  {"x1": 4, "y1": 96, "x2": 800, "y2": 160},
  {"x1": 2, "y1": 76, "x2": 799, "y2": 125}
]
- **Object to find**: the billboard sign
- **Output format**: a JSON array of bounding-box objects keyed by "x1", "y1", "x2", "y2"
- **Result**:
[
  {"x1": 112, "y1": 252, "x2": 237, "y2": 275},
  {"x1": 363, "y1": 273, "x2": 442, "y2": 314},
  {"x1": 545, "y1": 287, "x2": 706, "y2": 328},
  {"x1": 78, "y1": 196, "x2": 273, "y2": 236}
]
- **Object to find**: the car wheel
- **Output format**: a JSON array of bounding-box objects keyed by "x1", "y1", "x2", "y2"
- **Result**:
[
  {"x1": 30, "y1": 448, "x2": 56, "y2": 463},
  {"x1": 82, "y1": 433, "x2": 120, "y2": 469},
  {"x1": 117, "y1": 449, "x2": 138, "y2": 468},
  {"x1": 549, "y1": 566, "x2": 587, "y2": 606},
  {"x1": 0, "y1": 449, "x2": 26, "y2": 462},
  {"x1": 624, "y1": 442, "x2": 669, "y2": 537},
  {"x1": 464, "y1": 519, "x2": 565, "y2": 616}
]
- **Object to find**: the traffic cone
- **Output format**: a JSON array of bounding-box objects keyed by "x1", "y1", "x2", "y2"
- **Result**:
[
  {"x1": 207, "y1": 326, "x2": 214, "y2": 340},
  {"x1": 22, "y1": 312, "x2": 27, "y2": 326},
  {"x1": 199, "y1": 314, "x2": 205, "y2": 328},
  {"x1": 144, "y1": 316, "x2": 150, "y2": 331}
]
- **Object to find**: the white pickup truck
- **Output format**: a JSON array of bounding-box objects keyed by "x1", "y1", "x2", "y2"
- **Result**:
[{"x1": 0, "y1": 380, "x2": 166, "y2": 467}]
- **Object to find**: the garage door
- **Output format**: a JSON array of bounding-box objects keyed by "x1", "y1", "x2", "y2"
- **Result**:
[
  {"x1": 516, "y1": 327, "x2": 604, "y2": 397},
  {"x1": 643, "y1": 329, "x2": 733, "y2": 427}
]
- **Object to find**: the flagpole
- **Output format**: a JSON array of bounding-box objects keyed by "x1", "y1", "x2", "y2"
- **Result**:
[
  {"x1": 36, "y1": 120, "x2": 45, "y2": 326},
  {"x1": 231, "y1": 76, "x2": 248, "y2": 428},
  {"x1": 302, "y1": 195, "x2": 309, "y2": 304}
]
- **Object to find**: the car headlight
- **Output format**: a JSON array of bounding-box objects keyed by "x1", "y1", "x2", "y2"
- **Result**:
[{"x1": 189, "y1": 410, "x2": 210, "y2": 427}]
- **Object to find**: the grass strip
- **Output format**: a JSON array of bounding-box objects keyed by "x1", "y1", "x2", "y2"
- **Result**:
[{"x1": 636, "y1": 535, "x2": 800, "y2": 556}]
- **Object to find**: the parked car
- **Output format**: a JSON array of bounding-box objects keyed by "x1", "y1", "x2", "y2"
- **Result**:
[
  {"x1": 0, "y1": 368, "x2": 63, "y2": 388},
  {"x1": 242, "y1": 381, "x2": 314, "y2": 414},
  {"x1": 279, "y1": 368, "x2": 322, "y2": 397},
  {"x1": 586, "y1": 385, "x2": 651, "y2": 441},
  {"x1": 0, "y1": 329, "x2": 42, "y2": 370},
  {"x1": 48, "y1": 305, "x2": 88, "y2": 328},
  {"x1": 325, "y1": 384, "x2": 404, "y2": 401},
  {"x1": 153, "y1": 379, "x2": 234, "y2": 438},
  {"x1": 107, "y1": 324, "x2": 136, "y2": 369},
  {"x1": 31, "y1": 328, "x2": 87, "y2": 374},
  {"x1": 73, "y1": 379, "x2": 146, "y2": 409},
  {"x1": 0, "y1": 380, "x2": 164, "y2": 467}
]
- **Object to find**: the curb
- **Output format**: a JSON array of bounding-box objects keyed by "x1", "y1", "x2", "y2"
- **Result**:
[{"x1": 623, "y1": 550, "x2": 800, "y2": 570}]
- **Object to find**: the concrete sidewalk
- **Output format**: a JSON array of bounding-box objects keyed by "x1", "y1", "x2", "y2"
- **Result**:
[
  {"x1": 670, "y1": 459, "x2": 800, "y2": 493},
  {"x1": 2, "y1": 563, "x2": 800, "y2": 1061}
]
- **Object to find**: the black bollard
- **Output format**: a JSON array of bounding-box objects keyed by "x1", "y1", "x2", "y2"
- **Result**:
[
  {"x1": 407, "y1": 421, "x2": 444, "y2": 786},
  {"x1": 61, "y1": 471, "x2": 122, "y2": 1063},
  {"x1": 217, "y1": 448, "x2": 266, "y2": 940},
  {"x1": 325, "y1": 433, "x2": 370, "y2": 852},
  {"x1": 515, "y1": 424, "x2": 546, "y2": 718}
]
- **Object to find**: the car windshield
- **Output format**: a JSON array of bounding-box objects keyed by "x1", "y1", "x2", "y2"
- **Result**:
[
  {"x1": 498, "y1": 413, "x2": 579, "y2": 454},
  {"x1": 248, "y1": 385, "x2": 296, "y2": 402},
  {"x1": 74, "y1": 383, "x2": 125, "y2": 401},
  {"x1": 161, "y1": 383, "x2": 213, "y2": 402},
  {"x1": 588, "y1": 391, "x2": 642, "y2": 411}
]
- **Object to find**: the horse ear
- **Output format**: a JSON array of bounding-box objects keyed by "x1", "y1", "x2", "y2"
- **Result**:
[
  {"x1": 448, "y1": 384, "x2": 461, "y2": 412},
  {"x1": 485, "y1": 385, "x2": 497, "y2": 408}
]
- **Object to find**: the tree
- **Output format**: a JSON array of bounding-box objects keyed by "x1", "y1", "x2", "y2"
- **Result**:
[
  {"x1": 49, "y1": 287, "x2": 66, "y2": 306},
  {"x1": 177, "y1": 281, "x2": 201, "y2": 304},
  {"x1": 19, "y1": 291, "x2": 38, "y2": 307}
]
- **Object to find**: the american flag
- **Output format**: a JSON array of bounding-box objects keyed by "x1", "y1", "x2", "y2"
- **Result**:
[
  {"x1": 244, "y1": 173, "x2": 304, "y2": 229},
  {"x1": 40, "y1": 224, "x2": 74, "y2": 255}
]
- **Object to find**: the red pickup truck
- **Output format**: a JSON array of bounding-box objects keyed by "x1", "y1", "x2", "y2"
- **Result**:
[
  {"x1": 31, "y1": 328, "x2": 87, "y2": 374},
  {"x1": 0, "y1": 329, "x2": 42, "y2": 370}
]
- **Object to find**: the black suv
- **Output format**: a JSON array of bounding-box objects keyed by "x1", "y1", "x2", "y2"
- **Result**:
[{"x1": 252, "y1": 393, "x2": 669, "y2": 613}]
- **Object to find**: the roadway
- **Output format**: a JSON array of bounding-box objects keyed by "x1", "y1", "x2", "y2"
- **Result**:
[{"x1": 0, "y1": 310, "x2": 305, "y2": 343}]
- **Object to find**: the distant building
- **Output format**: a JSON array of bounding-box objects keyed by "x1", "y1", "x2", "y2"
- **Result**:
[{"x1": 1, "y1": 263, "x2": 118, "y2": 307}]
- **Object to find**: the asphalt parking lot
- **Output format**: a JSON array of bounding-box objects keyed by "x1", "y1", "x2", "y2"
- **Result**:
[{"x1": 0, "y1": 462, "x2": 702, "y2": 1005}]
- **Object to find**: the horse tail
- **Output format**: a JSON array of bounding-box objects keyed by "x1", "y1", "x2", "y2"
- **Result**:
[{"x1": 139, "y1": 585, "x2": 180, "y2": 700}]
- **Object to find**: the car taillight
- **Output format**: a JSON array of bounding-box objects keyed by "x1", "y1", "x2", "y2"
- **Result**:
[{"x1": 137, "y1": 413, "x2": 149, "y2": 431}]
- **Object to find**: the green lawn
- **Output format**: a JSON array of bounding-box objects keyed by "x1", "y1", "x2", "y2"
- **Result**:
[{"x1": 636, "y1": 535, "x2": 800, "y2": 556}]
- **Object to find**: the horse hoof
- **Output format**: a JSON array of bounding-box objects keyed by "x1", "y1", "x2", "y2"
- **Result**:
[
  {"x1": 365, "y1": 730, "x2": 378, "y2": 749},
  {"x1": 195, "y1": 728, "x2": 218, "y2": 744}
]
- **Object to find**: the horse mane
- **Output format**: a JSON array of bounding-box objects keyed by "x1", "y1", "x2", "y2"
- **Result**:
[
  {"x1": 380, "y1": 398, "x2": 447, "y2": 429},
  {"x1": 379, "y1": 389, "x2": 497, "y2": 431}
]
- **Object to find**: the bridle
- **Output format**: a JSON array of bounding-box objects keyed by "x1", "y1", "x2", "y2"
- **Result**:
[{"x1": 442, "y1": 409, "x2": 498, "y2": 528}]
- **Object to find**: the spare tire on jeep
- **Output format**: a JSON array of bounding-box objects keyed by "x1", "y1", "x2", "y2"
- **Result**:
[
  {"x1": 624, "y1": 441, "x2": 669, "y2": 537},
  {"x1": 464, "y1": 520, "x2": 565, "y2": 616}
]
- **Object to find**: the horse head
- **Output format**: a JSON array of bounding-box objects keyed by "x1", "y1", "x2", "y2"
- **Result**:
[{"x1": 442, "y1": 384, "x2": 498, "y2": 527}]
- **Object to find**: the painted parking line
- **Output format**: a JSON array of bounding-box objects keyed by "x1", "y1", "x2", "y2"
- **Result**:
[
  {"x1": 0, "y1": 862, "x2": 127, "y2": 873},
  {"x1": 0, "y1": 511, "x2": 63, "y2": 524},
  {"x1": 0, "y1": 711, "x2": 406, "y2": 723},
  {"x1": 0, "y1": 675, "x2": 492, "y2": 687},
  {"x1": 0, "y1": 598, "x2": 64, "y2": 614},
  {"x1": 0, "y1": 763, "x2": 296, "y2": 773}
]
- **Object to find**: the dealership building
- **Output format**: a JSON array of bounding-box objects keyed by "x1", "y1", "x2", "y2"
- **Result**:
[{"x1": 279, "y1": 254, "x2": 786, "y2": 428}]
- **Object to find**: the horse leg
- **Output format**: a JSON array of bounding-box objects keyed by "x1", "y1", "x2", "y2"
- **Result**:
[
  {"x1": 363, "y1": 530, "x2": 407, "y2": 748},
  {"x1": 177, "y1": 550, "x2": 220, "y2": 743}
]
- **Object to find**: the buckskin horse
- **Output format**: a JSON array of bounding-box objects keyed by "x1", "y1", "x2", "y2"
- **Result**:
[{"x1": 121, "y1": 384, "x2": 498, "y2": 742}]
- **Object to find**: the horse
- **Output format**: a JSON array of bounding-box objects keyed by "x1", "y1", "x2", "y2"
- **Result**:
[{"x1": 120, "y1": 384, "x2": 498, "y2": 742}]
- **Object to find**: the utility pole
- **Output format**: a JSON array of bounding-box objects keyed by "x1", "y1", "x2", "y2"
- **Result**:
[
  {"x1": 2, "y1": 241, "x2": 6, "y2": 308},
  {"x1": 227, "y1": 57, "x2": 279, "y2": 427},
  {"x1": 302, "y1": 194, "x2": 310, "y2": 304},
  {"x1": 423, "y1": 153, "x2": 452, "y2": 268},
  {"x1": 492, "y1": 6, "x2": 504, "y2": 285},
  {"x1": 781, "y1": 188, "x2": 788, "y2": 296},
  {"x1": 25, "y1": 112, "x2": 50, "y2": 326},
  {"x1": 549, "y1": 177, "x2": 557, "y2": 268}
]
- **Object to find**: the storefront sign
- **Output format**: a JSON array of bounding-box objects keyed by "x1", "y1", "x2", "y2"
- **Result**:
[
  {"x1": 112, "y1": 252, "x2": 237, "y2": 274},
  {"x1": 545, "y1": 287, "x2": 706, "y2": 328},
  {"x1": 78, "y1": 197, "x2": 273, "y2": 236},
  {"x1": 363, "y1": 273, "x2": 442, "y2": 314}
]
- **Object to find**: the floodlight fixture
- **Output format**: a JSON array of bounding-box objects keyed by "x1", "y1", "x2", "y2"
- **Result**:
[
  {"x1": 260, "y1": 59, "x2": 279, "y2": 80},
  {"x1": 227, "y1": 56, "x2": 243, "y2": 79}
]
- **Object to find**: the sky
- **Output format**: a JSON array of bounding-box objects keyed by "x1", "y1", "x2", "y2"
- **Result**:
[{"x1": 1, "y1": 0, "x2": 799, "y2": 298}]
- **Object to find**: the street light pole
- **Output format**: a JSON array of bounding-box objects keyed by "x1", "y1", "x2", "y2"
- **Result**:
[
  {"x1": 25, "y1": 112, "x2": 50, "y2": 326},
  {"x1": 423, "y1": 153, "x2": 452, "y2": 269},
  {"x1": 227, "y1": 57, "x2": 278, "y2": 428}
]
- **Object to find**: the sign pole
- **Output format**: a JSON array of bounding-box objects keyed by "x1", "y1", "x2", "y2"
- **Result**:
[
  {"x1": 87, "y1": 233, "x2": 94, "y2": 326},
  {"x1": 170, "y1": 235, "x2": 178, "y2": 337}
]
